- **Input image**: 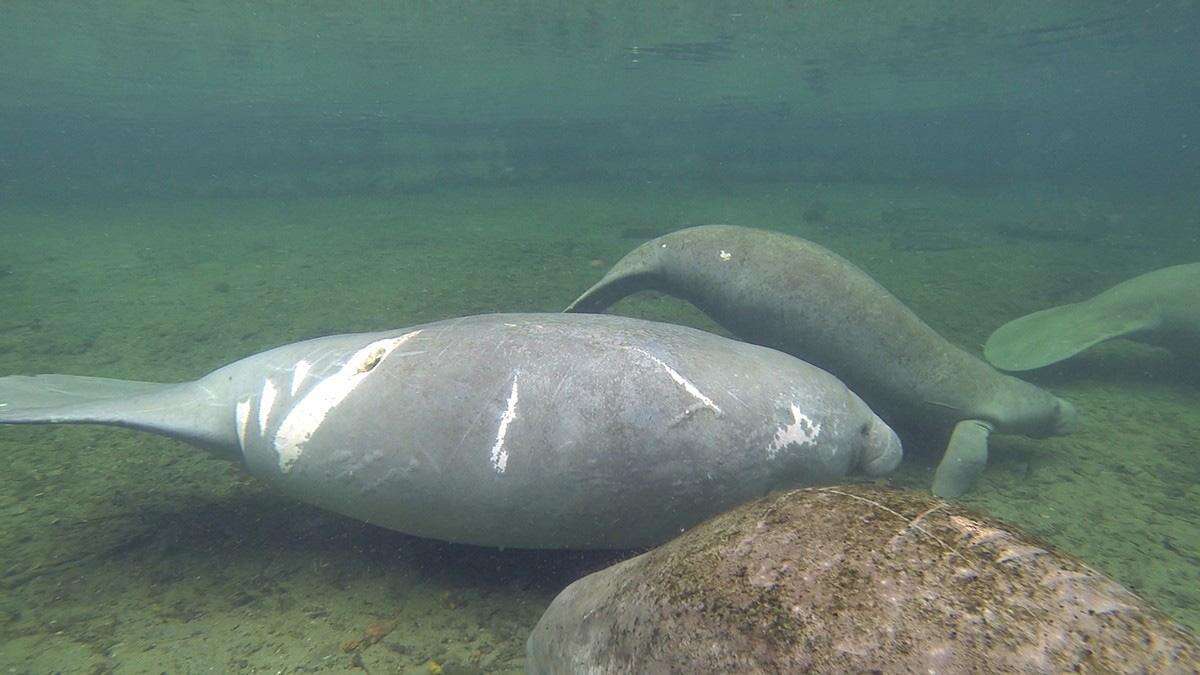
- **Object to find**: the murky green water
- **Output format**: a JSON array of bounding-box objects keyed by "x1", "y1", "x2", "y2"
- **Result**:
[{"x1": 1, "y1": 3, "x2": 1197, "y2": 672}]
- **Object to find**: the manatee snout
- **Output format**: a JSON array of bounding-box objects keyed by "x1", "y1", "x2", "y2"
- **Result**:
[
  {"x1": 990, "y1": 376, "x2": 1078, "y2": 439},
  {"x1": 1049, "y1": 397, "x2": 1077, "y2": 436},
  {"x1": 860, "y1": 412, "x2": 903, "y2": 477},
  {"x1": 1018, "y1": 394, "x2": 1077, "y2": 439}
]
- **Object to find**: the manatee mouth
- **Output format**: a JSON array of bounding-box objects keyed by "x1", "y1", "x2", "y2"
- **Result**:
[{"x1": 860, "y1": 415, "x2": 903, "y2": 477}]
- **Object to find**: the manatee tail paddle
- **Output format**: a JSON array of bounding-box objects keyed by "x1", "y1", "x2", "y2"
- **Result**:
[
  {"x1": 0, "y1": 374, "x2": 234, "y2": 453},
  {"x1": 983, "y1": 301, "x2": 1156, "y2": 372}
]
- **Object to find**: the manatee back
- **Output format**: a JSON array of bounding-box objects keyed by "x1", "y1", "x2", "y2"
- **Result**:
[
  {"x1": 230, "y1": 313, "x2": 900, "y2": 549},
  {"x1": 596, "y1": 225, "x2": 1013, "y2": 424}
]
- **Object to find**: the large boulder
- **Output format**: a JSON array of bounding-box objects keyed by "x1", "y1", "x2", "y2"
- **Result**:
[{"x1": 527, "y1": 484, "x2": 1198, "y2": 673}]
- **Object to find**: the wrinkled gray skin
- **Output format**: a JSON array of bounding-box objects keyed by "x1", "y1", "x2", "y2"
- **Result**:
[
  {"x1": 527, "y1": 485, "x2": 1199, "y2": 673},
  {"x1": 0, "y1": 313, "x2": 900, "y2": 549},
  {"x1": 567, "y1": 225, "x2": 1076, "y2": 497}
]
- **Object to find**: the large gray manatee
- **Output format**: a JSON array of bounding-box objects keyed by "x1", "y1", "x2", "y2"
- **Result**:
[
  {"x1": 0, "y1": 313, "x2": 901, "y2": 549},
  {"x1": 567, "y1": 225, "x2": 1076, "y2": 497}
]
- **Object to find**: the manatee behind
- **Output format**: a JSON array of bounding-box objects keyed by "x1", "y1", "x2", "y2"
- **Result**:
[
  {"x1": 983, "y1": 301, "x2": 1155, "y2": 371},
  {"x1": 0, "y1": 375, "x2": 234, "y2": 454},
  {"x1": 985, "y1": 263, "x2": 1200, "y2": 371}
]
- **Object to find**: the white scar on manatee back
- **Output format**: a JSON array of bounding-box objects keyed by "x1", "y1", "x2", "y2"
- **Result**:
[
  {"x1": 489, "y1": 374, "x2": 520, "y2": 474},
  {"x1": 271, "y1": 331, "x2": 421, "y2": 473},
  {"x1": 290, "y1": 359, "x2": 312, "y2": 396},
  {"x1": 235, "y1": 398, "x2": 252, "y2": 452},
  {"x1": 258, "y1": 378, "x2": 279, "y2": 436},
  {"x1": 631, "y1": 348, "x2": 722, "y2": 414},
  {"x1": 767, "y1": 402, "x2": 821, "y2": 459}
]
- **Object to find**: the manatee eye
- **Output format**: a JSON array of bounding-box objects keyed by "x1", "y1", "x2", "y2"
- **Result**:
[{"x1": 859, "y1": 422, "x2": 871, "y2": 436}]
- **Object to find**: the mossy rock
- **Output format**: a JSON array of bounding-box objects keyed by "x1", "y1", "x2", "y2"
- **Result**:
[{"x1": 528, "y1": 484, "x2": 1198, "y2": 673}]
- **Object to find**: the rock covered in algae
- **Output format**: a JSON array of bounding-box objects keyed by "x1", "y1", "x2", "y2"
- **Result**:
[{"x1": 526, "y1": 485, "x2": 1199, "y2": 674}]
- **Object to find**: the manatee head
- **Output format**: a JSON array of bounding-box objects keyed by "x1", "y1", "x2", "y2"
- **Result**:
[
  {"x1": 858, "y1": 410, "x2": 903, "y2": 477},
  {"x1": 988, "y1": 376, "x2": 1077, "y2": 438}
]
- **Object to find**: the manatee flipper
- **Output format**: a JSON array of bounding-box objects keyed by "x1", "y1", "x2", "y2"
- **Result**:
[
  {"x1": 984, "y1": 296, "x2": 1159, "y2": 372},
  {"x1": 931, "y1": 419, "x2": 993, "y2": 498},
  {"x1": 0, "y1": 375, "x2": 233, "y2": 453}
]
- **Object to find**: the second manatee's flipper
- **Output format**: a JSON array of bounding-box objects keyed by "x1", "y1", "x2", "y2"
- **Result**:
[
  {"x1": 931, "y1": 419, "x2": 994, "y2": 498},
  {"x1": 0, "y1": 374, "x2": 232, "y2": 453},
  {"x1": 984, "y1": 300, "x2": 1157, "y2": 372}
]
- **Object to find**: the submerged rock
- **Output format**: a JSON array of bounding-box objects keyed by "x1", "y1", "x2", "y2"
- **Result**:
[{"x1": 527, "y1": 485, "x2": 1199, "y2": 673}]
